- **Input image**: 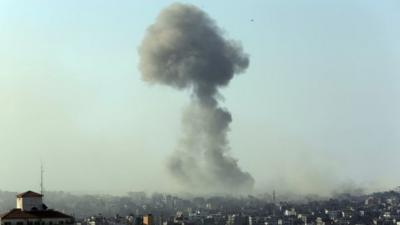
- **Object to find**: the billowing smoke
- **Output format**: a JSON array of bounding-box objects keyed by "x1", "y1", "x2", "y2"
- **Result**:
[{"x1": 138, "y1": 3, "x2": 254, "y2": 193}]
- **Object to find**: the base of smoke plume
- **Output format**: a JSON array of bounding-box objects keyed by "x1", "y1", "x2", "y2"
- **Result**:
[{"x1": 166, "y1": 101, "x2": 254, "y2": 194}]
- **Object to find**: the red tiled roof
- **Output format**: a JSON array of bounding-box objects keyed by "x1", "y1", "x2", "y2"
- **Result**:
[
  {"x1": 16, "y1": 191, "x2": 43, "y2": 198},
  {"x1": 1, "y1": 209, "x2": 73, "y2": 220}
]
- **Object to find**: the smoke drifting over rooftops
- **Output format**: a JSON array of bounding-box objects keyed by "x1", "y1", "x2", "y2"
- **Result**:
[{"x1": 138, "y1": 3, "x2": 253, "y2": 193}]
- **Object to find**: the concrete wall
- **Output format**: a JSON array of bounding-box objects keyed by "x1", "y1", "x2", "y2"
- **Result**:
[{"x1": 16, "y1": 197, "x2": 43, "y2": 211}]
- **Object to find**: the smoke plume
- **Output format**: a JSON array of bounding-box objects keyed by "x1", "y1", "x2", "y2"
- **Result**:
[{"x1": 138, "y1": 3, "x2": 254, "y2": 193}]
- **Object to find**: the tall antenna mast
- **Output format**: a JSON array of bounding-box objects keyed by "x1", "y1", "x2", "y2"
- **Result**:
[
  {"x1": 40, "y1": 162, "x2": 44, "y2": 195},
  {"x1": 273, "y1": 190, "x2": 276, "y2": 203}
]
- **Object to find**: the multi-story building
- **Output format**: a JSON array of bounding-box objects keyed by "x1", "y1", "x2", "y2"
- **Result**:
[{"x1": 0, "y1": 191, "x2": 74, "y2": 225}]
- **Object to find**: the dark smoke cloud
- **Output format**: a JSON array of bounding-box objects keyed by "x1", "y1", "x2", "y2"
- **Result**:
[{"x1": 138, "y1": 3, "x2": 253, "y2": 193}]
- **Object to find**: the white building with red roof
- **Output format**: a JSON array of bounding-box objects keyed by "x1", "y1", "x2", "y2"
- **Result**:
[{"x1": 0, "y1": 191, "x2": 74, "y2": 225}]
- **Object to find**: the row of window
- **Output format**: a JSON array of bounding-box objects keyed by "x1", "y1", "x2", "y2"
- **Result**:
[{"x1": 4, "y1": 221, "x2": 66, "y2": 225}]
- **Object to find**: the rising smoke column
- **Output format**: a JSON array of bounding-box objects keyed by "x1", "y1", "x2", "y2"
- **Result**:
[{"x1": 138, "y1": 3, "x2": 254, "y2": 193}]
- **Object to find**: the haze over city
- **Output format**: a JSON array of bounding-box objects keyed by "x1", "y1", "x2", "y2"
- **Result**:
[{"x1": 0, "y1": 0, "x2": 399, "y2": 196}]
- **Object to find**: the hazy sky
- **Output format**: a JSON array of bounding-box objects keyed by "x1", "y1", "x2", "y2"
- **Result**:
[{"x1": 1, "y1": 0, "x2": 399, "y2": 196}]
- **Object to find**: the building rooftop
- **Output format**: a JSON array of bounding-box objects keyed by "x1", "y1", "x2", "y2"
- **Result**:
[
  {"x1": 16, "y1": 191, "x2": 43, "y2": 198},
  {"x1": 0, "y1": 209, "x2": 72, "y2": 220}
]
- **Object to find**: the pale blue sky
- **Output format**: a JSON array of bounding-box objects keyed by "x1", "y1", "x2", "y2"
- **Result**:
[{"x1": 0, "y1": 0, "x2": 399, "y2": 195}]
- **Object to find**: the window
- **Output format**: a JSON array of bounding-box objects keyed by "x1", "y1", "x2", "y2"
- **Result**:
[
  {"x1": 49, "y1": 222, "x2": 53, "y2": 225},
  {"x1": 59, "y1": 221, "x2": 64, "y2": 225},
  {"x1": 28, "y1": 222, "x2": 33, "y2": 225},
  {"x1": 16, "y1": 222, "x2": 24, "y2": 225},
  {"x1": 34, "y1": 222, "x2": 40, "y2": 225}
]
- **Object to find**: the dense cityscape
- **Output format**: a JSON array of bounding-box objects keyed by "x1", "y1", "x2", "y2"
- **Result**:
[
  {"x1": 78, "y1": 188, "x2": 400, "y2": 225},
  {"x1": 2, "y1": 188, "x2": 400, "y2": 225}
]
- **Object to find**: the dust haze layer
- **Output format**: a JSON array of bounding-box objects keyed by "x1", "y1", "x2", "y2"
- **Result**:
[{"x1": 138, "y1": 3, "x2": 253, "y2": 193}]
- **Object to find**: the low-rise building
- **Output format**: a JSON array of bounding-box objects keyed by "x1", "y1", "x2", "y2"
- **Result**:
[{"x1": 0, "y1": 191, "x2": 74, "y2": 225}]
